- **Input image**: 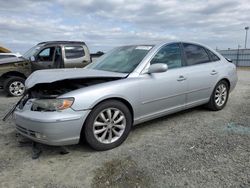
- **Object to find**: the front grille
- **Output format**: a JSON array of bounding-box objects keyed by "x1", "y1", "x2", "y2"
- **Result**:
[{"x1": 16, "y1": 124, "x2": 36, "y2": 138}]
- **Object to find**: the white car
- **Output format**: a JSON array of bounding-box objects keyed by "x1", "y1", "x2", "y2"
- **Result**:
[{"x1": 0, "y1": 53, "x2": 22, "y2": 59}]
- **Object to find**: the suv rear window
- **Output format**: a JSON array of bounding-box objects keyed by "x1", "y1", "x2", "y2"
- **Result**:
[
  {"x1": 65, "y1": 46, "x2": 85, "y2": 59},
  {"x1": 183, "y1": 43, "x2": 210, "y2": 65}
]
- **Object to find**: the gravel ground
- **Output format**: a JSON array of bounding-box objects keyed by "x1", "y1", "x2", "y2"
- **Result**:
[{"x1": 0, "y1": 69, "x2": 249, "y2": 188}]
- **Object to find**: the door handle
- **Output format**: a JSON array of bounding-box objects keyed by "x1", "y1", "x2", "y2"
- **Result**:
[
  {"x1": 210, "y1": 70, "x2": 218, "y2": 75},
  {"x1": 177, "y1": 75, "x2": 186, "y2": 81}
]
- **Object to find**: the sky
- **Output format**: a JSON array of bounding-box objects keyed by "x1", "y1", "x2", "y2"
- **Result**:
[{"x1": 0, "y1": 0, "x2": 250, "y2": 53}]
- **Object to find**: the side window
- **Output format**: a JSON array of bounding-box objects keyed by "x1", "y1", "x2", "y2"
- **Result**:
[
  {"x1": 65, "y1": 46, "x2": 85, "y2": 59},
  {"x1": 150, "y1": 43, "x2": 182, "y2": 69},
  {"x1": 206, "y1": 49, "x2": 220, "y2": 61},
  {"x1": 37, "y1": 47, "x2": 55, "y2": 62},
  {"x1": 183, "y1": 43, "x2": 210, "y2": 65}
]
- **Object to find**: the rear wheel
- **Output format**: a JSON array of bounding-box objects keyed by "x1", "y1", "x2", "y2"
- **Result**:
[
  {"x1": 84, "y1": 100, "x2": 132, "y2": 151},
  {"x1": 4, "y1": 77, "x2": 25, "y2": 97},
  {"x1": 207, "y1": 80, "x2": 229, "y2": 111}
]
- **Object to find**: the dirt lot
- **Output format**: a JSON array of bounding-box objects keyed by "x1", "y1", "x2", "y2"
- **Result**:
[{"x1": 0, "y1": 69, "x2": 249, "y2": 188}]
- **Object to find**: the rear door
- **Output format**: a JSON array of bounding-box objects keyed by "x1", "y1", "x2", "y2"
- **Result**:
[{"x1": 181, "y1": 43, "x2": 219, "y2": 107}]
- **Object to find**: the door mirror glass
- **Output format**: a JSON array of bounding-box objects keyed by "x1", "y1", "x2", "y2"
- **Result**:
[
  {"x1": 147, "y1": 63, "x2": 168, "y2": 74},
  {"x1": 29, "y1": 56, "x2": 35, "y2": 62}
]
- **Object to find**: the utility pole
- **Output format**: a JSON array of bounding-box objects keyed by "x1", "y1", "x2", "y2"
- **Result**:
[{"x1": 245, "y1": 26, "x2": 249, "y2": 49}]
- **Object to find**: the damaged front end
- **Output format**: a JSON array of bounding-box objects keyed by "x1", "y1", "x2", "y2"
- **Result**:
[
  {"x1": 3, "y1": 76, "x2": 123, "y2": 120},
  {"x1": 27, "y1": 77, "x2": 121, "y2": 99}
]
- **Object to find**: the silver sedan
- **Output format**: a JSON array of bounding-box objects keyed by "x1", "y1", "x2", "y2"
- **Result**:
[{"x1": 13, "y1": 41, "x2": 237, "y2": 150}]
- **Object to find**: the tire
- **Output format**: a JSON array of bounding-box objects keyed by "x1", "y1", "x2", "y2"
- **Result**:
[
  {"x1": 84, "y1": 100, "x2": 132, "y2": 151},
  {"x1": 4, "y1": 77, "x2": 26, "y2": 97},
  {"x1": 207, "y1": 80, "x2": 229, "y2": 111}
]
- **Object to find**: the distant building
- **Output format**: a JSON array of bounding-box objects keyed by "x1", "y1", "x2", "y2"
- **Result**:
[{"x1": 218, "y1": 49, "x2": 250, "y2": 67}]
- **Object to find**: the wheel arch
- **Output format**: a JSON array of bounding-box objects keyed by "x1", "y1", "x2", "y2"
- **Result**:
[
  {"x1": 98, "y1": 97, "x2": 134, "y2": 121},
  {"x1": 87, "y1": 97, "x2": 134, "y2": 123},
  {"x1": 218, "y1": 78, "x2": 230, "y2": 90},
  {"x1": 1, "y1": 71, "x2": 27, "y2": 80}
]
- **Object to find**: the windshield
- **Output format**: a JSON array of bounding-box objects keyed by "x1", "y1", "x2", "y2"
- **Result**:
[
  {"x1": 87, "y1": 45, "x2": 153, "y2": 73},
  {"x1": 23, "y1": 45, "x2": 41, "y2": 59}
]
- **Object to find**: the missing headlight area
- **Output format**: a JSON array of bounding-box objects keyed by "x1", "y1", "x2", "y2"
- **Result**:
[
  {"x1": 17, "y1": 77, "x2": 122, "y2": 111},
  {"x1": 29, "y1": 77, "x2": 121, "y2": 99}
]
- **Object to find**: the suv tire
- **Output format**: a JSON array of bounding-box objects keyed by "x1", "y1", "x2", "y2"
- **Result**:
[{"x1": 4, "y1": 77, "x2": 25, "y2": 97}]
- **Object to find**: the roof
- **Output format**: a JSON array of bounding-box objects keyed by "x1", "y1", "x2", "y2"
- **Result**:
[{"x1": 37, "y1": 41, "x2": 86, "y2": 46}]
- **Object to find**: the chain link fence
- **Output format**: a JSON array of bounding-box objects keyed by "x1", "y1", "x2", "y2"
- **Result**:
[{"x1": 218, "y1": 49, "x2": 250, "y2": 67}]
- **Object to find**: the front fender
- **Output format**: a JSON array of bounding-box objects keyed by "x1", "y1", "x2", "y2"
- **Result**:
[{"x1": 60, "y1": 78, "x2": 141, "y2": 112}]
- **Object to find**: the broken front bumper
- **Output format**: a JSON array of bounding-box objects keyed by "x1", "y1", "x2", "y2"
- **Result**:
[{"x1": 14, "y1": 102, "x2": 91, "y2": 146}]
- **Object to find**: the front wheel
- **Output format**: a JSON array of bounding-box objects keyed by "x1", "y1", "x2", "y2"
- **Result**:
[
  {"x1": 207, "y1": 80, "x2": 229, "y2": 111},
  {"x1": 84, "y1": 100, "x2": 132, "y2": 151},
  {"x1": 4, "y1": 77, "x2": 25, "y2": 97}
]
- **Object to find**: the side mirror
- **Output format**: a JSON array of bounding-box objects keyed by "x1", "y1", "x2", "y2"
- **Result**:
[
  {"x1": 29, "y1": 56, "x2": 35, "y2": 62},
  {"x1": 147, "y1": 63, "x2": 168, "y2": 74}
]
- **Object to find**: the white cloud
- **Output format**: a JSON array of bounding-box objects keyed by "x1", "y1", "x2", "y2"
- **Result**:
[{"x1": 0, "y1": 0, "x2": 250, "y2": 53}]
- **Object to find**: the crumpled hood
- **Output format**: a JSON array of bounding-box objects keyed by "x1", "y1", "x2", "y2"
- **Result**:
[{"x1": 25, "y1": 68, "x2": 128, "y2": 89}]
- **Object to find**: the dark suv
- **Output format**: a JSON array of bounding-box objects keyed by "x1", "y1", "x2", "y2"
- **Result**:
[{"x1": 0, "y1": 41, "x2": 91, "y2": 97}]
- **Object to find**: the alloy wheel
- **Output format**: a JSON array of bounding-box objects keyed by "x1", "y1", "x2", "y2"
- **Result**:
[
  {"x1": 9, "y1": 81, "x2": 25, "y2": 96},
  {"x1": 93, "y1": 108, "x2": 126, "y2": 144},
  {"x1": 215, "y1": 83, "x2": 227, "y2": 107}
]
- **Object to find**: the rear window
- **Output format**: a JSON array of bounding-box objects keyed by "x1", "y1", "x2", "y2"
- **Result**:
[
  {"x1": 183, "y1": 43, "x2": 210, "y2": 65},
  {"x1": 207, "y1": 49, "x2": 220, "y2": 61},
  {"x1": 65, "y1": 46, "x2": 85, "y2": 59}
]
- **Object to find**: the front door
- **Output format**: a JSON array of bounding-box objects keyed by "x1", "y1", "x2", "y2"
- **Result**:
[
  {"x1": 138, "y1": 43, "x2": 187, "y2": 121},
  {"x1": 32, "y1": 47, "x2": 55, "y2": 71}
]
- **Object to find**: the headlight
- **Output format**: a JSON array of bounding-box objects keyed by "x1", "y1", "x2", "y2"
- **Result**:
[{"x1": 32, "y1": 98, "x2": 74, "y2": 111}]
